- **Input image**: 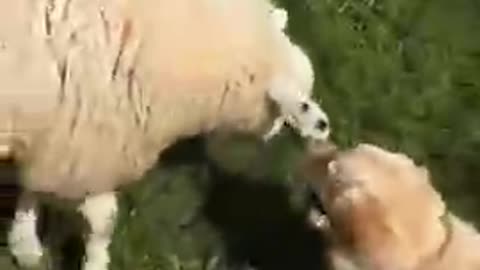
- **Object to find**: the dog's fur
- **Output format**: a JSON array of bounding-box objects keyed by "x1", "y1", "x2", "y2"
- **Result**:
[{"x1": 300, "y1": 143, "x2": 480, "y2": 270}]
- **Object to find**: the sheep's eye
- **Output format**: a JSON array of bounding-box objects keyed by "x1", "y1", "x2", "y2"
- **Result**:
[{"x1": 300, "y1": 102, "x2": 310, "y2": 113}]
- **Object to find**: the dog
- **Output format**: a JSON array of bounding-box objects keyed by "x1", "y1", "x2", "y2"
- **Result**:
[{"x1": 299, "y1": 142, "x2": 480, "y2": 270}]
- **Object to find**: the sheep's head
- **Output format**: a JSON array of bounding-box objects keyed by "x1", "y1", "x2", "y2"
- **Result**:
[
  {"x1": 261, "y1": 3, "x2": 330, "y2": 142},
  {"x1": 286, "y1": 99, "x2": 330, "y2": 140},
  {"x1": 268, "y1": 5, "x2": 288, "y2": 31},
  {"x1": 261, "y1": 4, "x2": 330, "y2": 142},
  {"x1": 266, "y1": 47, "x2": 330, "y2": 142},
  {"x1": 264, "y1": 93, "x2": 330, "y2": 142}
]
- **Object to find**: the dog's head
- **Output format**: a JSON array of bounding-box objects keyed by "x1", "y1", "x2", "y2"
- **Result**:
[{"x1": 301, "y1": 143, "x2": 449, "y2": 269}]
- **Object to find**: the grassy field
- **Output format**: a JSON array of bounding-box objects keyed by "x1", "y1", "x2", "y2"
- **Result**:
[{"x1": 2, "y1": 0, "x2": 480, "y2": 269}]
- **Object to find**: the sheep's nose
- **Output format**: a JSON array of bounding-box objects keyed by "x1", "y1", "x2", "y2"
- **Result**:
[{"x1": 315, "y1": 119, "x2": 329, "y2": 132}]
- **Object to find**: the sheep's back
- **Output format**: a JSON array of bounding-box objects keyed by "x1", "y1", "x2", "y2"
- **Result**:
[{"x1": 129, "y1": 0, "x2": 286, "y2": 138}]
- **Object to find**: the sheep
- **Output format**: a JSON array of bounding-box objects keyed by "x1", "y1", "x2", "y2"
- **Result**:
[
  {"x1": 263, "y1": 4, "x2": 329, "y2": 141},
  {"x1": 1, "y1": 1, "x2": 330, "y2": 270}
]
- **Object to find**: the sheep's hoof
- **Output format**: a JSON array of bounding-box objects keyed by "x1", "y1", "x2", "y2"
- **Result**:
[
  {"x1": 82, "y1": 260, "x2": 109, "y2": 270},
  {"x1": 11, "y1": 251, "x2": 44, "y2": 270},
  {"x1": 8, "y1": 235, "x2": 44, "y2": 269}
]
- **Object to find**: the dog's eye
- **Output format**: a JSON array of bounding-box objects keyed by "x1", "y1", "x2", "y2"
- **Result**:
[{"x1": 300, "y1": 102, "x2": 310, "y2": 113}]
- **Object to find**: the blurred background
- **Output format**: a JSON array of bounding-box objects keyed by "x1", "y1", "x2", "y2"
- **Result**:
[{"x1": 1, "y1": 0, "x2": 480, "y2": 269}]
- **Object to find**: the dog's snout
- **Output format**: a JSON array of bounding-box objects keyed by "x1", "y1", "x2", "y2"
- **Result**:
[
  {"x1": 299, "y1": 141, "x2": 338, "y2": 182},
  {"x1": 308, "y1": 141, "x2": 337, "y2": 158}
]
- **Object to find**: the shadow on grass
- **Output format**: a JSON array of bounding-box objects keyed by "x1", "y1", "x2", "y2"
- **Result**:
[
  {"x1": 159, "y1": 136, "x2": 330, "y2": 270},
  {"x1": 201, "y1": 162, "x2": 329, "y2": 270}
]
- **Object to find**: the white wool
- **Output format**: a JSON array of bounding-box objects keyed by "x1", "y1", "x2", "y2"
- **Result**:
[
  {"x1": 267, "y1": 4, "x2": 289, "y2": 31},
  {"x1": 3, "y1": 1, "x2": 331, "y2": 269},
  {"x1": 8, "y1": 194, "x2": 43, "y2": 268},
  {"x1": 78, "y1": 192, "x2": 118, "y2": 270}
]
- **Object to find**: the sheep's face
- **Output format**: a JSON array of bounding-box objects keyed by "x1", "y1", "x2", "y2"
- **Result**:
[
  {"x1": 266, "y1": 90, "x2": 331, "y2": 142},
  {"x1": 285, "y1": 99, "x2": 330, "y2": 141},
  {"x1": 266, "y1": 47, "x2": 330, "y2": 141},
  {"x1": 263, "y1": 96, "x2": 330, "y2": 142}
]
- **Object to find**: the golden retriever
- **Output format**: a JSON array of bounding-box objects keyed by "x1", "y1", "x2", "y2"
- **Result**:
[{"x1": 300, "y1": 142, "x2": 480, "y2": 270}]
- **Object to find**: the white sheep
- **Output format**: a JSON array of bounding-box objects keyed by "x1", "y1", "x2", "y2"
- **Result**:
[
  {"x1": 263, "y1": 4, "x2": 329, "y2": 141},
  {"x1": 1, "y1": 1, "x2": 330, "y2": 270}
]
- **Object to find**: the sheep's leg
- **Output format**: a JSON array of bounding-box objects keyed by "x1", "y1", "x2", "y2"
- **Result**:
[
  {"x1": 78, "y1": 192, "x2": 118, "y2": 270},
  {"x1": 8, "y1": 191, "x2": 44, "y2": 268}
]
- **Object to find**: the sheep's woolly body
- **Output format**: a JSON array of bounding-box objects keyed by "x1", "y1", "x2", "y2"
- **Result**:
[
  {"x1": 0, "y1": 0, "x2": 295, "y2": 199},
  {"x1": 4, "y1": 2, "x2": 331, "y2": 269}
]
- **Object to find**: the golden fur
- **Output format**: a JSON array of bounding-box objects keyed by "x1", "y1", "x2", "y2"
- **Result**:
[{"x1": 301, "y1": 143, "x2": 480, "y2": 270}]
